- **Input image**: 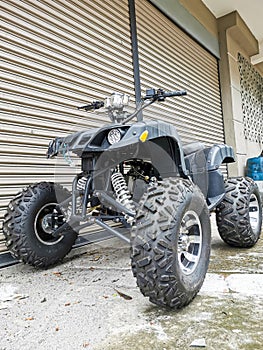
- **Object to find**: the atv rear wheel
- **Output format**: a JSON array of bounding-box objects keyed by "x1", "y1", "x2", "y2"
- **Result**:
[
  {"x1": 216, "y1": 177, "x2": 262, "y2": 247},
  {"x1": 131, "y1": 177, "x2": 211, "y2": 308},
  {"x1": 3, "y1": 182, "x2": 77, "y2": 267}
]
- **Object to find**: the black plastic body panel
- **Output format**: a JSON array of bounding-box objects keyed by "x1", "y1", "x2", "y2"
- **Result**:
[
  {"x1": 47, "y1": 119, "x2": 189, "y2": 177},
  {"x1": 47, "y1": 118, "x2": 236, "y2": 210},
  {"x1": 184, "y1": 144, "x2": 235, "y2": 209},
  {"x1": 204, "y1": 144, "x2": 236, "y2": 170}
]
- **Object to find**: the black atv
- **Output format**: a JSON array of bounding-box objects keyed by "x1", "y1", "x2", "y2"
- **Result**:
[{"x1": 3, "y1": 88, "x2": 262, "y2": 308}]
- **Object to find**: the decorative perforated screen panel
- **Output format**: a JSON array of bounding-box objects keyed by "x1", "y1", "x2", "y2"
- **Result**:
[{"x1": 238, "y1": 53, "x2": 263, "y2": 143}]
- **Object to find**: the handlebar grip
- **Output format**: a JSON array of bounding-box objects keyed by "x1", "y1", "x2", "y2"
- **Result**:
[
  {"x1": 78, "y1": 101, "x2": 104, "y2": 111},
  {"x1": 78, "y1": 104, "x2": 94, "y2": 111},
  {"x1": 164, "y1": 90, "x2": 187, "y2": 97},
  {"x1": 143, "y1": 89, "x2": 187, "y2": 100}
]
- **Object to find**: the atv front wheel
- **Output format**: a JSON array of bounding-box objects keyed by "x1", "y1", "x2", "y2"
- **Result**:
[
  {"x1": 216, "y1": 177, "x2": 262, "y2": 247},
  {"x1": 131, "y1": 177, "x2": 211, "y2": 308},
  {"x1": 3, "y1": 182, "x2": 77, "y2": 267}
]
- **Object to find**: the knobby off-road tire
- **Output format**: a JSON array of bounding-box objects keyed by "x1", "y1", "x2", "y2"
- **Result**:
[
  {"x1": 216, "y1": 177, "x2": 262, "y2": 248},
  {"x1": 131, "y1": 177, "x2": 211, "y2": 309},
  {"x1": 3, "y1": 182, "x2": 77, "y2": 268}
]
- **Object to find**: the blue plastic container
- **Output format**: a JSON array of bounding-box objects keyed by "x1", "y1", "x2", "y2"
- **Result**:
[{"x1": 246, "y1": 154, "x2": 263, "y2": 180}]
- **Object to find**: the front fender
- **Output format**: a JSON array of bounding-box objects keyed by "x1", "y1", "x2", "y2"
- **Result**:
[{"x1": 108, "y1": 120, "x2": 188, "y2": 176}]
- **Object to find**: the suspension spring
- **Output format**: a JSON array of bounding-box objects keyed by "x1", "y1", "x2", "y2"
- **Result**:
[
  {"x1": 111, "y1": 172, "x2": 136, "y2": 217},
  {"x1": 77, "y1": 176, "x2": 87, "y2": 192}
]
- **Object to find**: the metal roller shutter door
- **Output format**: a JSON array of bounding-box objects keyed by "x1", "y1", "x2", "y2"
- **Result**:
[
  {"x1": 136, "y1": 0, "x2": 225, "y2": 146},
  {"x1": 0, "y1": 0, "x2": 225, "y2": 255},
  {"x1": 0, "y1": 0, "x2": 134, "y2": 251}
]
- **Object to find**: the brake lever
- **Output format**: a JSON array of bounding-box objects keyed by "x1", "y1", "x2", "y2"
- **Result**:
[
  {"x1": 156, "y1": 88, "x2": 166, "y2": 102},
  {"x1": 143, "y1": 88, "x2": 166, "y2": 101}
]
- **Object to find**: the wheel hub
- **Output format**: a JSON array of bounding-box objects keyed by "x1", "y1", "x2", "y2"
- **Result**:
[
  {"x1": 41, "y1": 214, "x2": 53, "y2": 234},
  {"x1": 178, "y1": 234, "x2": 191, "y2": 251},
  {"x1": 249, "y1": 193, "x2": 260, "y2": 233},
  {"x1": 34, "y1": 203, "x2": 64, "y2": 246},
  {"x1": 178, "y1": 210, "x2": 202, "y2": 275}
]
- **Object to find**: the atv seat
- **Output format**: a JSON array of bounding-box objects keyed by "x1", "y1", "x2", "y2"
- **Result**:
[{"x1": 183, "y1": 142, "x2": 205, "y2": 156}]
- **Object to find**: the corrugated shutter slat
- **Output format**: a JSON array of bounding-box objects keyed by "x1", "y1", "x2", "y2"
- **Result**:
[
  {"x1": 0, "y1": 0, "x2": 133, "y2": 249},
  {"x1": 136, "y1": 0, "x2": 224, "y2": 146}
]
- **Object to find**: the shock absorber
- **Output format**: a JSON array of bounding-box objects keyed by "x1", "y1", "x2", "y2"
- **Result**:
[
  {"x1": 77, "y1": 176, "x2": 87, "y2": 192},
  {"x1": 111, "y1": 172, "x2": 136, "y2": 220}
]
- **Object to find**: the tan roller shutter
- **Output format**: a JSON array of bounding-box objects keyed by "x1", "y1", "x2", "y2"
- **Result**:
[
  {"x1": 0, "y1": 0, "x2": 134, "y2": 251},
  {"x1": 136, "y1": 0, "x2": 225, "y2": 146},
  {"x1": 0, "y1": 0, "x2": 225, "y2": 254}
]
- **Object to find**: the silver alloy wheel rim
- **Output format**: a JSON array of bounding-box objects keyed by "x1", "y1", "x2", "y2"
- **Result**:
[
  {"x1": 178, "y1": 210, "x2": 202, "y2": 275},
  {"x1": 249, "y1": 193, "x2": 260, "y2": 233},
  {"x1": 34, "y1": 203, "x2": 63, "y2": 246}
]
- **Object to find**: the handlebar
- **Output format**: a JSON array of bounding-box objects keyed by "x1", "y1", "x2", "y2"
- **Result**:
[
  {"x1": 78, "y1": 89, "x2": 186, "y2": 113},
  {"x1": 143, "y1": 88, "x2": 187, "y2": 101},
  {"x1": 77, "y1": 88, "x2": 187, "y2": 124}
]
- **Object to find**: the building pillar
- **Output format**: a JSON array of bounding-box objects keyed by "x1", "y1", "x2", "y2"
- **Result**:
[{"x1": 217, "y1": 11, "x2": 259, "y2": 176}]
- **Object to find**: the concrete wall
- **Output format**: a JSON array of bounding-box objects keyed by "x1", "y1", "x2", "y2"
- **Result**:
[
  {"x1": 179, "y1": 1, "x2": 263, "y2": 176},
  {"x1": 253, "y1": 40, "x2": 263, "y2": 75},
  {"x1": 217, "y1": 11, "x2": 262, "y2": 176}
]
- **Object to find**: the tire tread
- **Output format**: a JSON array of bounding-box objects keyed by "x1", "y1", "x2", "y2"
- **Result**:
[
  {"x1": 3, "y1": 182, "x2": 77, "y2": 268},
  {"x1": 216, "y1": 177, "x2": 262, "y2": 247},
  {"x1": 131, "y1": 177, "x2": 210, "y2": 308}
]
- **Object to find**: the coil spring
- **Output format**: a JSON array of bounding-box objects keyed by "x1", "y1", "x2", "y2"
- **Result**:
[
  {"x1": 77, "y1": 176, "x2": 87, "y2": 192},
  {"x1": 111, "y1": 172, "x2": 135, "y2": 215}
]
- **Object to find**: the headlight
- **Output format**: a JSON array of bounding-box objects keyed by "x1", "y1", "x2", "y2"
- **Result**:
[
  {"x1": 107, "y1": 128, "x2": 121, "y2": 145},
  {"x1": 105, "y1": 93, "x2": 130, "y2": 109}
]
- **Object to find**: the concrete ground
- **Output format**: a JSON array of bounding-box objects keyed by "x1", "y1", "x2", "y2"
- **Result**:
[{"x1": 1, "y1": 214, "x2": 263, "y2": 350}]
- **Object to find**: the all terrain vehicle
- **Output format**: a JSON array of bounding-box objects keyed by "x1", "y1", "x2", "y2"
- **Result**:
[{"x1": 3, "y1": 88, "x2": 262, "y2": 308}]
